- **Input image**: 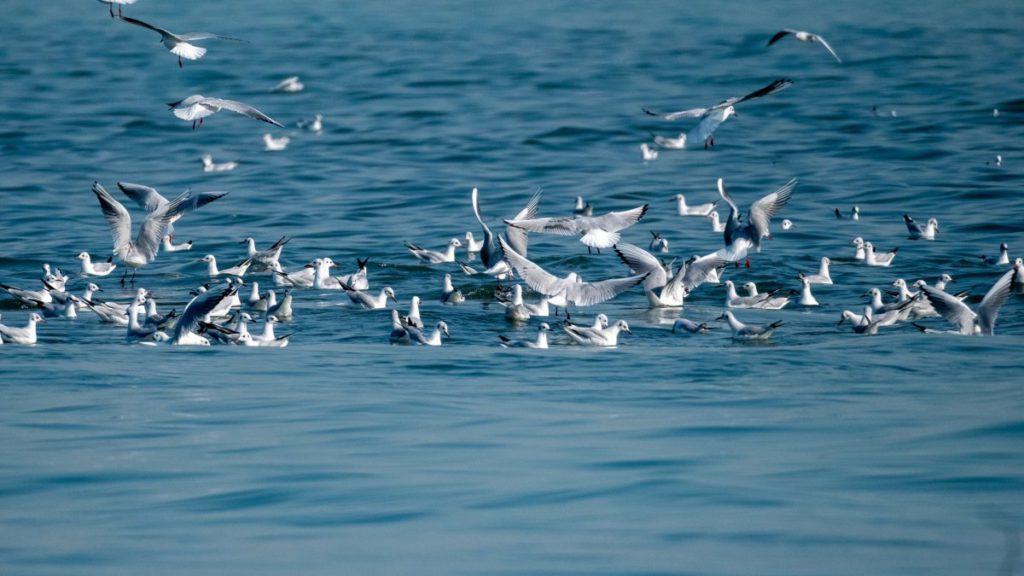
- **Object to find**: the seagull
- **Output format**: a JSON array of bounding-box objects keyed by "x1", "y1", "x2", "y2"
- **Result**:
[
  {"x1": 201, "y1": 154, "x2": 238, "y2": 172},
  {"x1": 781, "y1": 219, "x2": 794, "y2": 230},
  {"x1": 242, "y1": 236, "x2": 289, "y2": 272},
  {"x1": 273, "y1": 76, "x2": 304, "y2": 93},
  {"x1": 168, "y1": 283, "x2": 239, "y2": 346},
  {"x1": 643, "y1": 78, "x2": 793, "y2": 149},
  {"x1": 673, "y1": 194, "x2": 717, "y2": 216},
  {"x1": 799, "y1": 256, "x2": 833, "y2": 284},
  {"x1": 297, "y1": 114, "x2": 323, "y2": 133},
  {"x1": 499, "y1": 322, "x2": 552, "y2": 349},
  {"x1": 465, "y1": 186, "x2": 541, "y2": 279},
  {"x1": 499, "y1": 237, "x2": 646, "y2": 308},
  {"x1": 798, "y1": 276, "x2": 819, "y2": 306},
  {"x1": 163, "y1": 235, "x2": 193, "y2": 252},
  {"x1": 707, "y1": 210, "x2": 726, "y2": 233},
  {"x1": 198, "y1": 254, "x2": 253, "y2": 278},
  {"x1": 671, "y1": 318, "x2": 711, "y2": 334},
  {"x1": 864, "y1": 288, "x2": 915, "y2": 322},
  {"x1": 463, "y1": 232, "x2": 484, "y2": 255},
  {"x1": 640, "y1": 143, "x2": 659, "y2": 161},
  {"x1": 503, "y1": 285, "x2": 532, "y2": 323},
  {"x1": 741, "y1": 282, "x2": 790, "y2": 309},
  {"x1": 97, "y1": 0, "x2": 136, "y2": 18},
  {"x1": 564, "y1": 319, "x2": 631, "y2": 347},
  {"x1": 716, "y1": 177, "x2": 796, "y2": 263},
  {"x1": 904, "y1": 214, "x2": 938, "y2": 240},
  {"x1": 864, "y1": 242, "x2": 897, "y2": 267},
  {"x1": 723, "y1": 280, "x2": 776, "y2": 309},
  {"x1": 834, "y1": 206, "x2": 860, "y2": 220},
  {"x1": 117, "y1": 16, "x2": 243, "y2": 68},
  {"x1": 505, "y1": 203, "x2": 648, "y2": 253},
  {"x1": 563, "y1": 314, "x2": 610, "y2": 339},
  {"x1": 0, "y1": 312, "x2": 46, "y2": 345},
  {"x1": 852, "y1": 237, "x2": 866, "y2": 260},
  {"x1": 406, "y1": 238, "x2": 463, "y2": 264},
  {"x1": 407, "y1": 321, "x2": 449, "y2": 346},
  {"x1": 249, "y1": 316, "x2": 290, "y2": 348},
  {"x1": 441, "y1": 273, "x2": 465, "y2": 304},
  {"x1": 116, "y1": 181, "x2": 228, "y2": 238},
  {"x1": 388, "y1": 310, "x2": 412, "y2": 345},
  {"x1": 263, "y1": 133, "x2": 290, "y2": 151},
  {"x1": 342, "y1": 284, "x2": 397, "y2": 310},
  {"x1": 614, "y1": 243, "x2": 725, "y2": 308},
  {"x1": 918, "y1": 268, "x2": 1016, "y2": 335},
  {"x1": 404, "y1": 295, "x2": 423, "y2": 328},
  {"x1": 267, "y1": 289, "x2": 292, "y2": 320},
  {"x1": 653, "y1": 132, "x2": 686, "y2": 149},
  {"x1": 168, "y1": 95, "x2": 284, "y2": 130},
  {"x1": 767, "y1": 29, "x2": 842, "y2": 63},
  {"x1": 92, "y1": 181, "x2": 192, "y2": 284},
  {"x1": 76, "y1": 252, "x2": 117, "y2": 277},
  {"x1": 572, "y1": 196, "x2": 593, "y2": 216},
  {"x1": 649, "y1": 231, "x2": 669, "y2": 253},
  {"x1": 716, "y1": 310, "x2": 782, "y2": 340},
  {"x1": 980, "y1": 243, "x2": 1010, "y2": 266}
]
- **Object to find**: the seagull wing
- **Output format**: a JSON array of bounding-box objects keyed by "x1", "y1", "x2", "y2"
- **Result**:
[
  {"x1": 498, "y1": 236, "x2": 570, "y2": 297},
  {"x1": 977, "y1": 268, "x2": 1015, "y2": 335},
  {"x1": 174, "y1": 283, "x2": 238, "y2": 341},
  {"x1": 716, "y1": 78, "x2": 793, "y2": 109},
  {"x1": 136, "y1": 190, "x2": 191, "y2": 261},
  {"x1": 643, "y1": 107, "x2": 708, "y2": 121},
  {"x1": 747, "y1": 177, "x2": 797, "y2": 240},
  {"x1": 921, "y1": 286, "x2": 976, "y2": 334},
  {"x1": 92, "y1": 182, "x2": 134, "y2": 261},
  {"x1": 591, "y1": 204, "x2": 649, "y2": 233},
  {"x1": 201, "y1": 97, "x2": 284, "y2": 127},
  {"x1": 178, "y1": 32, "x2": 245, "y2": 42},
  {"x1": 766, "y1": 30, "x2": 795, "y2": 46},
  {"x1": 813, "y1": 34, "x2": 842, "y2": 63},
  {"x1": 567, "y1": 273, "x2": 647, "y2": 307},
  {"x1": 117, "y1": 181, "x2": 168, "y2": 213},
  {"x1": 614, "y1": 243, "x2": 666, "y2": 289},
  {"x1": 682, "y1": 254, "x2": 729, "y2": 293},
  {"x1": 504, "y1": 187, "x2": 542, "y2": 257},
  {"x1": 505, "y1": 215, "x2": 580, "y2": 236},
  {"x1": 118, "y1": 16, "x2": 176, "y2": 39},
  {"x1": 471, "y1": 187, "x2": 499, "y2": 268}
]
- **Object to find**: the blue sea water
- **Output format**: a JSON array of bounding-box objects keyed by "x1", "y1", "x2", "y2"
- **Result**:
[{"x1": 2, "y1": 0, "x2": 1024, "y2": 574}]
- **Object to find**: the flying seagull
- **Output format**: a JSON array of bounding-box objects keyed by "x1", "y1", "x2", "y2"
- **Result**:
[
  {"x1": 643, "y1": 78, "x2": 793, "y2": 149},
  {"x1": 117, "y1": 16, "x2": 243, "y2": 68},
  {"x1": 767, "y1": 30, "x2": 842, "y2": 63},
  {"x1": 716, "y1": 177, "x2": 796, "y2": 263},
  {"x1": 168, "y1": 95, "x2": 284, "y2": 130},
  {"x1": 505, "y1": 204, "x2": 648, "y2": 253}
]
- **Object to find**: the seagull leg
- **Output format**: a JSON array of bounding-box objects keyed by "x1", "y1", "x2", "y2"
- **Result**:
[
  {"x1": 198, "y1": 118, "x2": 203, "y2": 129},
  {"x1": 178, "y1": 56, "x2": 183, "y2": 69},
  {"x1": 192, "y1": 120, "x2": 196, "y2": 130},
  {"x1": 118, "y1": 5, "x2": 123, "y2": 16},
  {"x1": 744, "y1": 258, "x2": 751, "y2": 268},
  {"x1": 120, "y1": 267, "x2": 127, "y2": 287},
  {"x1": 710, "y1": 134, "x2": 715, "y2": 147},
  {"x1": 109, "y1": 4, "x2": 114, "y2": 17}
]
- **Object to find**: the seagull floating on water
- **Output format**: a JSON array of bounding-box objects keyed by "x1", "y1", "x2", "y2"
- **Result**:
[
  {"x1": 781, "y1": 219, "x2": 794, "y2": 230},
  {"x1": 117, "y1": 16, "x2": 243, "y2": 68},
  {"x1": 499, "y1": 322, "x2": 551, "y2": 349},
  {"x1": 564, "y1": 319, "x2": 631, "y2": 347},
  {"x1": 406, "y1": 238, "x2": 463, "y2": 264},
  {"x1": 864, "y1": 242, "x2": 898, "y2": 267},
  {"x1": 163, "y1": 235, "x2": 193, "y2": 252},
  {"x1": 264, "y1": 133, "x2": 290, "y2": 151},
  {"x1": 77, "y1": 252, "x2": 117, "y2": 277},
  {"x1": 201, "y1": 154, "x2": 238, "y2": 172},
  {"x1": 671, "y1": 318, "x2": 711, "y2": 335},
  {"x1": 835, "y1": 206, "x2": 860, "y2": 220},
  {"x1": 766, "y1": 29, "x2": 842, "y2": 63},
  {"x1": 799, "y1": 256, "x2": 833, "y2": 285},
  {"x1": 904, "y1": 214, "x2": 938, "y2": 240},
  {"x1": 297, "y1": 114, "x2": 323, "y2": 133},
  {"x1": 673, "y1": 194, "x2": 717, "y2": 217},
  {"x1": 717, "y1": 310, "x2": 782, "y2": 340},
  {"x1": 0, "y1": 312, "x2": 45, "y2": 345},
  {"x1": 643, "y1": 78, "x2": 793, "y2": 149},
  {"x1": 273, "y1": 76, "x2": 304, "y2": 93},
  {"x1": 640, "y1": 143, "x2": 658, "y2": 161}
]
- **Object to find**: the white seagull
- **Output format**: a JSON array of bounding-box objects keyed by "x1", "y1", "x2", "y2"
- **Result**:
[
  {"x1": 298, "y1": 114, "x2": 323, "y2": 133},
  {"x1": 717, "y1": 310, "x2": 782, "y2": 340},
  {"x1": 799, "y1": 256, "x2": 833, "y2": 284},
  {"x1": 263, "y1": 133, "x2": 290, "y2": 151},
  {"x1": 0, "y1": 312, "x2": 46, "y2": 345},
  {"x1": 407, "y1": 321, "x2": 449, "y2": 346},
  {"x1": 864, "y1": 242, "x2": 898, "y2": 267},
  {"x1": 766, "y1": 29, "x2": 842, "y2": 63},
  {"x1": 918, "y1": 268, "x2": 1016, "y2": 335},
  {"x1": 168, "y1": 95, "x2": 283, "y2": 130},
  {"x1": 505, "y1": 203, "x2": 649, "y2": 253},
  {"x1": 201, "y1": 154, "x2": 238, "y2": 172},
  {"x1": 117, "y1": 181, "x2": 228, "y2": 238},
  {"x1": 405, "y1": 238, "x2": 463, "y2": 264},
  {"x1": 92, "y1": 181, "x2": 192, "y2": 284},
  {"x1": 465, "y1": 187, "x2": 541, "y2": 279},
  {"x1": 77, "y1": 252, "x2": 117, "y2": 277},
  {"x1": 499, "y1": 323, "x2": 552, "y2": 349},
  {"x1": 716, "y1": 177, "x2": 797, "y2": 262},
  {"x1": 673, "y1": 194, "x2": 717, "y2": 216},
  {"x1": 117, "y1": 16, "x2": 243, "y2": 68},
  {"x1": 163, "y1": 235, "x2": 193, "y2": 252},
  {"x1": 640, "y1": 143, "x2": 659, "y2": 161},
  {"x1": 904, "y1": 214, "x2": 939, "y2": 240},
  {"x1": 273, "y1": 76, "x2": 304, "y2": 93},
  {"x1": 614, "y1": 244, "x2": 726, "y2": 308},
  {"x1": 499, "y1": 237, "x2": 646, "y2": 308},
  {"x1": 564, "y1": 319, "x2": 631, "y2": 347},
  {"x1": 643, "y1": 78, "x2": 793, "y2": 149}
]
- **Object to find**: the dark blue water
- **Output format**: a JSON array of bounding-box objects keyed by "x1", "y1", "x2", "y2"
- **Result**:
[{"x1": 2, "y1": 1, "x2": 1024, "y2": 574}]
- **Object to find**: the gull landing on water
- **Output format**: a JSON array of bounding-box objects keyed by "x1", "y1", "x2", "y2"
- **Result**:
[
  {"x1": 264, "y1": 134, "x2": 290, "y2": 151},
  {"x1": 117, "y1": 16, "x2": 243, "y2": 68},
  {"x1": 643, "y1": 78, "x2": 793, "y2": 149},
  {"x1": 505, "y1": 203, "x2": 649, "y2": 253},
  {"x1": 767, "y1": 30, "x2": 842, "y2": 63},
  {"x1": 202, "y1": 154, "x2": 237, "y2": 172},
  {"x1": 918, "y1": 268, "x2": 1017, "y2": 335},
  {"x1": 169, "y1": 95, "x2": 283, "y2": 130},
  {"x1": 273, "y1": 76, "x2": 304, "y2": 93},
  {"x1": 716, "y1": 177, "x2": 796, "y2": 263}
]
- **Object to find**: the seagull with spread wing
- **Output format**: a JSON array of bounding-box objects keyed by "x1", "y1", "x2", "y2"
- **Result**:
[
  {"x1": 715, "y1": 177, "x2": 797, "y2": 263},
  {"x1": 117, "y1": 181, "x2": 228, "y2": 238},
  {"x1": 117, "y1": 16, "x2": 243, "y2": 68},
  {"x1": 767, "y1": 30, "x2": 842, "y2": 63},
  {"x1": 168, "y1": 95, "x2": 283, "y2": 130},
  {"x1": 643, "y1": 78, "x2": 792, "y2": 149},
  {"x1": 505, "y1": 204, "x2": 648, "y2": 254},
  {"x1": 498, "y1": 237, "x2": 646, "y2": 308}
]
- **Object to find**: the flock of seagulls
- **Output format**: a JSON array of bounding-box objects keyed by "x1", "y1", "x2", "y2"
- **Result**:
[{"x1": 1, "y1": 14, "x2": 1020, "y2": 348}]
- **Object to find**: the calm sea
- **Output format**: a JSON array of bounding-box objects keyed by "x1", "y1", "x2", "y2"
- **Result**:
[{"x1": 2, "y1": 0, "x2": 1023, "y2": 574}]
